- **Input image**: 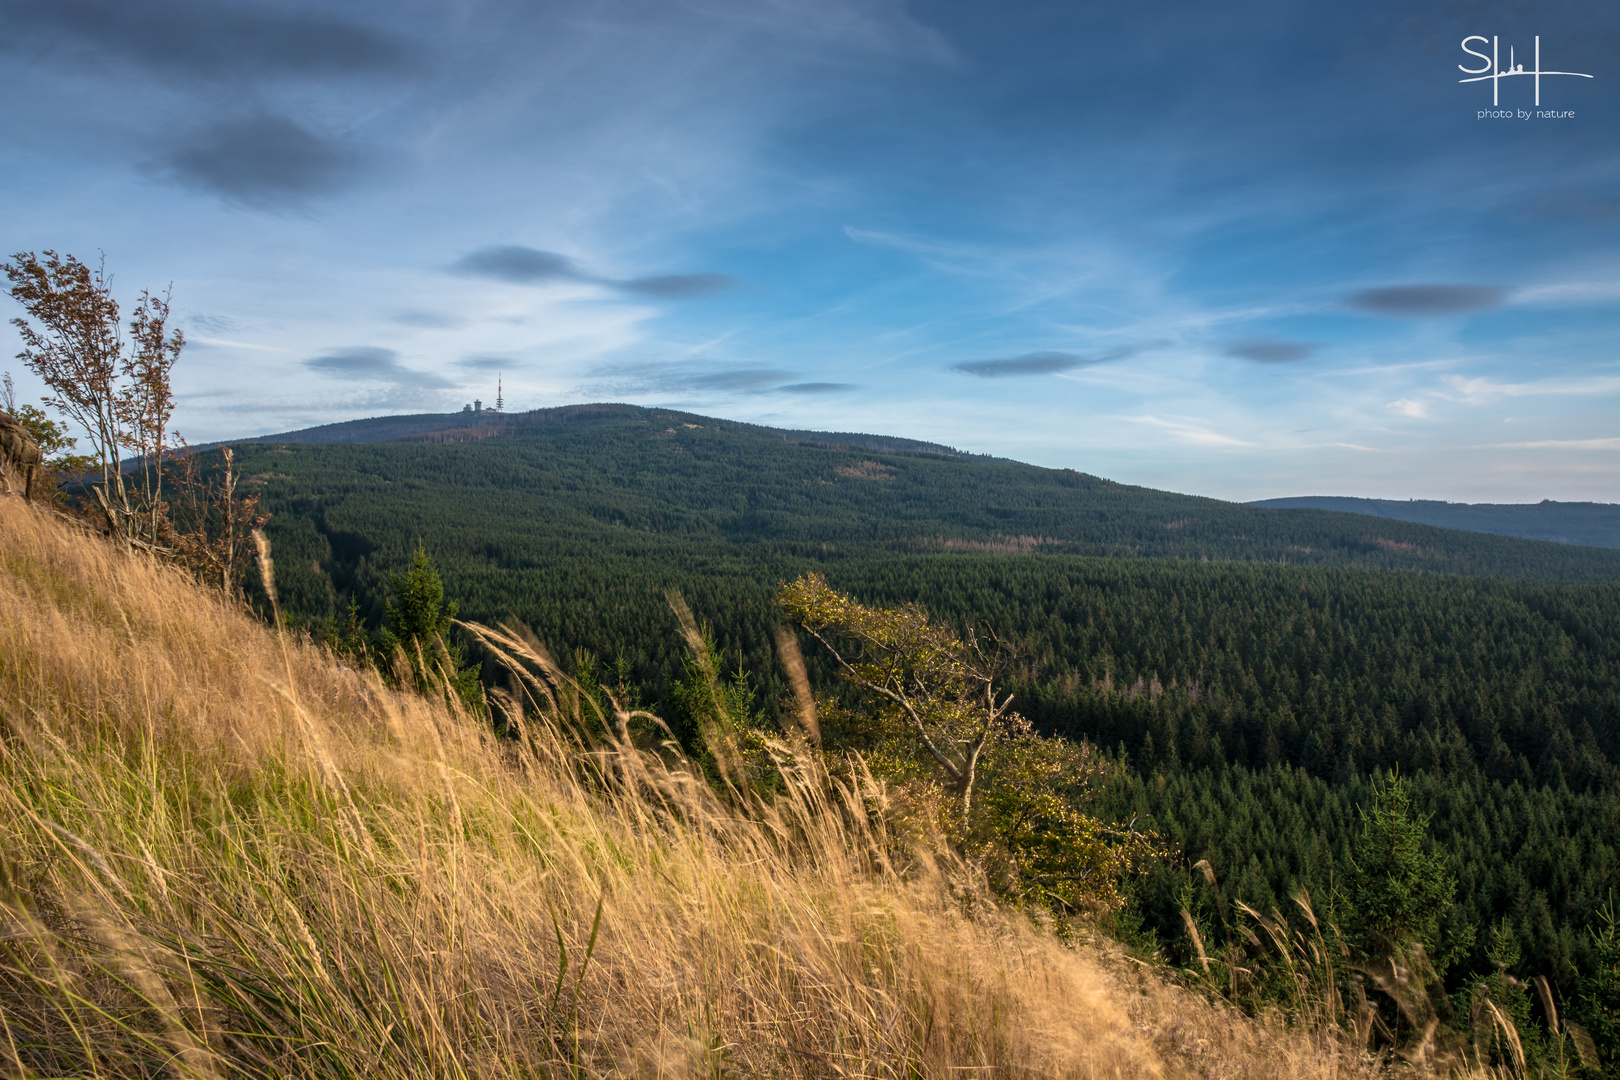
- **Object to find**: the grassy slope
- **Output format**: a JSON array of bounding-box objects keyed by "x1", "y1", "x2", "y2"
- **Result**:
[{"x1": 0, "y1": 494, "x2": 1385, "y2": 1078}]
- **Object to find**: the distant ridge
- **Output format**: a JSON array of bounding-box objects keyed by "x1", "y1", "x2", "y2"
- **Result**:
[
  {"x1": 236, "y1": 402, "x2": 988, "y2": 461},
  {"x1": 1250, "y1": 495, "x2": 1620, "y2": 549}
]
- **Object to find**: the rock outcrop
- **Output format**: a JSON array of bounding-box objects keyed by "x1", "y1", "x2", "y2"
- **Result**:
[{"x1": 0, "y1": 411, "x2": 43, "y2": 499}]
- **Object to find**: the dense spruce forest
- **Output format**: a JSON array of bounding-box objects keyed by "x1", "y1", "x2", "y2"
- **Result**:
[
  {"x1": 235, "y1": 404, "x2": 1620, "y2": 1026},
  {"x1": 1251, "y1": 495, "x2": 1620, "y2": 549}
]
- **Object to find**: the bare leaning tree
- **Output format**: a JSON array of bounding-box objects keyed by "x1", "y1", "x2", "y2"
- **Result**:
[{"x1": 5, "y1": 250, "x2": 183, "y2": 547}]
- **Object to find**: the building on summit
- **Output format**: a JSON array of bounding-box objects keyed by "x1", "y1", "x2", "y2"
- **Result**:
[{"x1": 461, "y1": 377, "x2": 506, "y2": 414}]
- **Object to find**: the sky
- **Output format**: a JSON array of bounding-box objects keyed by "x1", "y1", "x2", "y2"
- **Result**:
[{"x1": 1, "y1": 0, "x2": 1616, "y2": 503}]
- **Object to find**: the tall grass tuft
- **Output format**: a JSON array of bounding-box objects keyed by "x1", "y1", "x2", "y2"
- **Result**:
[{"x1": 0, "y1": 493, "x2": 1411, "y2": 1077}]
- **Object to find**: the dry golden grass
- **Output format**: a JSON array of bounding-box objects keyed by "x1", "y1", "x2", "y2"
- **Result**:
[{"x1": 0, "y1": 491, "x2": 1397, "y2": 1078}]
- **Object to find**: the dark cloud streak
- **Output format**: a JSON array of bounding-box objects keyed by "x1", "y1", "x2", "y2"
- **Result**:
[
  {"x1": 1223, "y1": 339, "x2": 1318, "y2": 363},
  {"x1": 0, "y1": 0, "x2": 420, "y2": 83},
  {"x1": 304, "y1": 346, "x2": 455, "y2": 389},
  {"x1": 780, "y1": 382, "x2": 856, "y2": 394},
  {"x1": 451, "y1": 246, "x2": 586, "y2": 284},
  {"x1": 618, "y1": 273, "x2": 736, "y2": 298},
  {"x1": 585, "y1": 362, "x2": 845, "y2": 396},
  {"x1": 1347, "y1": 285, "x2": 1508, "y2": 317},
  {"x1": 393, "y1": 310, "x2": 468, "y2": 329},
  {"x1": 451, "y1": 244, "x2": 734, "y2": 300},
  {"x1": 686, "y1": 367, "x2": 797, "y2": 392},
  {"x1": 166, "y1": 114, "x2": 362, "y2": 205},
  {"x1": 187, "y1": 314, "x2": 240, "y2": 334},
  {"x1": 457, "y1": 355, "x2": 513, "y2": 372},
  {"x1": 951, "y1": 348, "x2": 1131, "y2": 378}
]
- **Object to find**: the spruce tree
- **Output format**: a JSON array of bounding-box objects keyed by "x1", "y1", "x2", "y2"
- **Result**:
[
  {"x1": 381, "y1": 543, "x2": 483, "y2": 709},
  {"x1": 1577, "y1": 898, "x2": 1620, "y2": 1077},
  {"x1": 1341, "y1": 770, "x2": 1468, "y2": 974}
]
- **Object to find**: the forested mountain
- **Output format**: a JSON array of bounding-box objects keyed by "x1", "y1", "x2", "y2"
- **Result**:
[
  {"x1": 1252, "y1": 495, "x2": 1620, "y2": 549},
  {"x1": 239, "y1": 403, "x2": 1620, "y2": 583},
  {"x1": 229, "y1": 403, "x2": 1620, "y2": 1026}
]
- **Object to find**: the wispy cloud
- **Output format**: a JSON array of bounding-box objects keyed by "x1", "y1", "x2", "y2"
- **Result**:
[
  {"x1": 187, "y1": 335, "x2": 290, "y2": 354},
  {"x1": 1482, "y1": 437, "x2": 1620, "y2": 450},
  {"x1": 1379, "y1": 372, "x2": 1620, "y2": 419},
  {"x1": 843, "y1": 225, "x2": 969, "y2": 258},
  {"x1": 1442, "y1": 374, "x2": 1620, "y2": 404},
  {"x1": 1512, "y1": 280, "x2": 1620, "y2": 305},
  {"x1": 1127, "y1": 415, "x2": 1255, "y2": 447},
  {"x1": 1385, "y1": 398, "x2": 1428, "y2": 418}
]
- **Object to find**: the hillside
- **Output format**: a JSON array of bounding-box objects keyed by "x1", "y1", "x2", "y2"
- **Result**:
[
  {"x1": 1251, "y1": 496, "x2": 1620, "y2": 549},
  {"x1": 0, "y1": 489, "x2": 1382, "y2": 1079},
  {"x1": 216, "y1": 403, "x2": 1620, "y2": 1037}
]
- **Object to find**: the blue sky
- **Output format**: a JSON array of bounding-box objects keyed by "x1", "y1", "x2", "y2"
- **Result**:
[{"x1": 1, "y1": 0, "x2": 1615, "y2": 502}]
